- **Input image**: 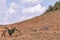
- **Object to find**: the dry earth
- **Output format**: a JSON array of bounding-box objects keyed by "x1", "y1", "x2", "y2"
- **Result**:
[{"x1": 0, "y1": 10, "x2": 59, "y2": 40}]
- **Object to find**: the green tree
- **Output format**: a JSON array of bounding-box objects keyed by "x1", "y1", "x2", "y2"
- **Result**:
[
  {"x1": 47, "y1": 1, "x2": 60, "y2": 12},
  {"x1": 54, "y1": 1, "x2": 60, "y2": 10}
]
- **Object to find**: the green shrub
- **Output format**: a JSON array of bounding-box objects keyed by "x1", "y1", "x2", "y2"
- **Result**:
[
  {"x1": 46, "y1": 1, "x2": 60, "y2": 12},
  {"x1": 54, "y1": 1, "x2": 60, "y2": 10}
]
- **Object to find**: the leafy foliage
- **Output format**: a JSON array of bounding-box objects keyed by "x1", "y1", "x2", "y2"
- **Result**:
[
  {"x1": 8, "y1": 29, "x2": 14, "y2": 36},
  {"x1": 54, "y1": 1, "x2": 60, "y2": 10}
]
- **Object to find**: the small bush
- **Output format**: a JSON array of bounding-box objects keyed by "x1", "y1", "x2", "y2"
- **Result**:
[{"x1": 46, "y1": 1, "x2": 60, "y2": 12}]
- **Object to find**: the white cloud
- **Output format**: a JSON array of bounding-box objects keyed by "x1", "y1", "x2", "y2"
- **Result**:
[
  {"x1": 0, "y1": 0, "x2": 46, "y2": 25},
  {"x1": 22, "y1": 4, "x2": 46, "y2": 14},
  {"x1": 5, "y1": 8, "x2": 17, "y2": 14},
  {"x1": 0, "y1": 0, "x2": 7, "y2": 14},
  {"x1": 0, "y1": 0, "x2": 6, "y2": 3},
  {"x1": 0, "y1": 0, "x2": 8, "y2": 24},
  {"x1": 5, "y1": 2, "x2": 21, "y2": 15},
  {"x1": 5, "y1": 2, "x2": 20, "y2": 19},
  {"x1": 10, "y1": 2, "x2": 20, "y2": 9},
  {"x1": 0, "y1": 0, "x2": 45, "y2": 25},
  {"x1": 21, "y1": 0, "x2": 40, "y2": 3},
  {"x1": 20, "y1": 0, "x2": 43, "y2": 5},
  {"x1": 2, "y1": 2, "x2": 20, "y2": 24}
]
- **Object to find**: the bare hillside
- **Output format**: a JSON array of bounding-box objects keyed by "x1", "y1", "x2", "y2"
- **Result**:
[{"x1": 0, "y1": 10, "x2": 59, "y2": 40}]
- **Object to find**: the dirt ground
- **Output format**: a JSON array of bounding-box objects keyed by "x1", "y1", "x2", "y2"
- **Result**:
[{"x1": 0, "y1": 10, "x2": 59, "y2": 40}]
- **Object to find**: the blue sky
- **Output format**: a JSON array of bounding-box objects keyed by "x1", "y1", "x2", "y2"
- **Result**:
[{"x1": 0, "y1": 0, "x2": 59, "y2": 25}]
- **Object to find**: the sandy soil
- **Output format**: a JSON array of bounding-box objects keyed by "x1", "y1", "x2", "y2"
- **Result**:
[{"x1": 0, "y1": 10, "x2": 59, "y2": 40}]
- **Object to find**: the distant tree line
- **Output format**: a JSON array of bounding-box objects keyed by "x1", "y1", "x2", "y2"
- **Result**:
[{"x1": 46, "y1": 1, "x2": 60, "y2": 12}]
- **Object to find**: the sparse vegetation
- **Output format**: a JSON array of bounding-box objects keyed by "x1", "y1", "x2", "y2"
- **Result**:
[
  {"x1": 1, "y1": 27, "x2": 20, "y2": 37},
  {"x1": 46, "y1": 1, "x2": 60, "y2": 12},
  {"x1": 54, "y1": 1, "x2": 60, "y2": 10}
]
